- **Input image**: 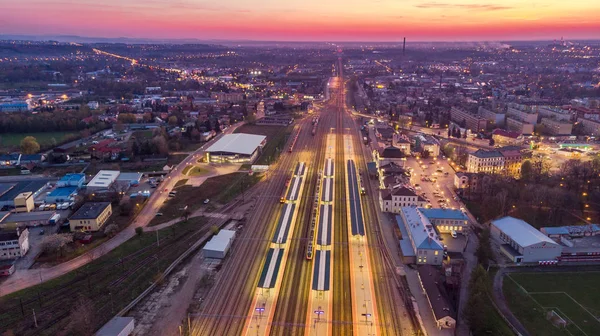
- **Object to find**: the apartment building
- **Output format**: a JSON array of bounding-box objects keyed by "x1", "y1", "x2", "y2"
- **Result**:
[
  {"x1": 506, "y1": 117, "x2": 535, "y2": 135},
  {"x1": 506, "y1": 106, "x2": 538, "y2": 124},
  {"x1": 450, "y1": 107, "x2": 487, "y2": 132},
  {"x1": 478, "y1": 106, "x2": 505, "y2": 127},
  {"x1": 541, "y1": 118, "x2": 573, "y2": 135},
  {"x1": 538, "y1": 107, "x2": 573, "y2": 122},
  {"x1": 577, "y1": 117, "x2": 600, "y2": 136}
]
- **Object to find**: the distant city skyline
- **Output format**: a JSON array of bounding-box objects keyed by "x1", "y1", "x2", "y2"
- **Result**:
[{"x1": 1, "y1": 0, "x2": 599, "y2": 41}]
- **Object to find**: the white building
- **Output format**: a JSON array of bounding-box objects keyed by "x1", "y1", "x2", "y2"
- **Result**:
[
  {"x1": 87, "y1": 101, "x2": 99, "y2": 110},
  {"x1": 491, "y1": 217, "x2": 562, "y2": 263},
  {"x1": 0, "y1": 228, "x2": 29, "y2": 260},
  {"x1": 506, "y1": 105, "x2": 538, "y2": 124},
  {"x1": 396, "y1": 207, "x2": 444, "y2": 265},
  {"x1": 203, "y1": 229, "x2": 236, "y2": 259},
  {"x1": 380, "y1": 187, "x2": 427, "y2": 213},
  {"x1": 478, "y1": 106, "x2": 505, "y2": 127},
  {"x1": 540, "y1": 118, "x2": 573, "y2": 135},
  {"x1": 204, "y1": 133, "x2": 266, "y2": 163},
  {"x1": 466, "y1": 149, "x2": 504, "y2": 174},
  {"x1": 87, "y1": 170, "x2": 120, "y2": 190}
]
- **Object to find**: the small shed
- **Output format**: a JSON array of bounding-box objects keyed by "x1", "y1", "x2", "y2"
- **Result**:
[
  {"x1": 95, "y1": 316, "x2": 134, "y2": 336},
  {"x1": 203, "y1": 229, "x2": 236, "y2": 259}
]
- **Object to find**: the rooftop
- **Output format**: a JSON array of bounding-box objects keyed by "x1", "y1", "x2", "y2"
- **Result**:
[
  {"x1": 70, "y1": 202, "x2": 111, "y2": 220},
  {"x1": 205, "y1": 133, "x2": 266, "y2": 155},
  {"x1": 0, "y1": 180, "x2": 50, "y2": 202},
  {"x1": 397, "y1": 207, "x2": 444, "y2": 251},
  {"x1": 58, "y1": 173, "x2": 85, "y2": 183},
  {"x1": 87, "y1": 170, "x2": 120, "y2": 188},
  {"x1": 470, "y1": 149, "x2": 503, "y2": 158},
  {"x1": 203, "y1": 229, "x2": 236, "y2": 252},
  {"x1": 417, "y1": 265, "x2": 456, "y2": 322},
  {"x1": 380, "y1": 146, "x2": 405, "y2": 159},
  {"x1": 492, "y1": 216, "x2": 558, "y2": 248},
  {"x1": 2, "y1": 211, "x2": 54, "y2": 223},
  {"x1": 96, "y1": 317, "x2": 134, "y2": 336},
  {"x1": 418, "y1": 208, "x2": 468, "y2": 221},
  {"x1": 47, "y1": 186, "x2": 78, "y2": 197}
]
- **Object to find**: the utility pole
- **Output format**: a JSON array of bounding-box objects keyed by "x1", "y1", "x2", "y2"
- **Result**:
[{"x1": 32, "y1": 309, "x2": 38, "y2": 328}]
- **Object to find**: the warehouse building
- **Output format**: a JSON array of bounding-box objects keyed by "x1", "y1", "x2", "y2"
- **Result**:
[
  {"x1": 0, "y1": 211, "x2": 55, "y2": 229},
  {"x1": 204, "y1": 133, "x2": 266, "y2": 163},
  {"x1": 0, "y1": 180, "x2": 50, "y2": 209},
  {"x1": 45, "y1": 186, "x2": 78, "y2": 204},
  {"x1": 86, "y1": 170, "x2": 120, "y2": 191},
  {"x1": 69, "y1": 202, "x2": 112, "y2": 232},
  {"x1": 202, "y1": 229, "x2": 236, "y2": 259},
  {"x1": 491, "y1": 217, "x2": 562, "y2": 263},
  {"x1": 116, "y1": 172, "x2": 143, "y2": 187},
  {"x1": 57, "y1": 173, "x2": 86, "y2": 188}
]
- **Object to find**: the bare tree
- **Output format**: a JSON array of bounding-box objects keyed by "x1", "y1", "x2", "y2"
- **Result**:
[
  {"x1": 68, "y1": 296, "x2": 96, "y2": 336},
  {"x1": 40, "y1": 234, "x2": 73, "y2": 256},
  {"x1": 104, "y1": 224, "x2": 119, "y2": 237}
]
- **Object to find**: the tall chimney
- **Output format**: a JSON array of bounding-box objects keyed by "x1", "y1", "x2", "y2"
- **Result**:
[{"x1": 403, "y1": 37, "x2": 406, "y2": 55}]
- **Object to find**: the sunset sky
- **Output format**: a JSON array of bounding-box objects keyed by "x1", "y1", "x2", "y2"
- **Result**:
[{"x1": 1, "y1": 0, "x2": 599, "y2": 41}]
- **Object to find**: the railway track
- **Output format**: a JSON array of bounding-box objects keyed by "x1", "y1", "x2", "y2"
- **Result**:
[
  {"x1": 192, "y1": 118, "x2": 315, "y2": 336},
  {"x1": 271, "y1": 103, "x2": 331, "y2": 335},
  {"x1": 332, "y1": 62, "x2": 354, "y2": 335}
]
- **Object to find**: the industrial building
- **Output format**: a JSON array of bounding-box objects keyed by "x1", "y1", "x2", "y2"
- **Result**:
[
  {"x1": 396, "y1": 207, "x2": 444, "y2": 265},
  {"x1": 0, "y1": 211, "x2": 55, "y2": 229},
  {"x1": 203, "y1": 229, "x2": 236, "y2": 259},
  {"x1": 14, "y1": 192, "x2": 34, "y2": 213},
  {"x1": 0, "y1": 179, "x2": 50, "y2": 209},
  {"x1": 45, "y1": 186, "x2": 78, "y2": 204},
  {"x1": 69, "y1": 202, "x2": 112, "y2": 232},
  {"x1": 87, "y1": 170, "x2": 120, "y2": 191},
  {"x1": 491, "y1": 217, "x2": 562, "y2": 263},
  {"x1": 57, "y1": 173, "x2": 86, "y2": 188},
  {"x1": 116, "y1": 172, "x2": 143, "y2": 186},
  {"x1": 204, "y1": 133, "x2": 266, "y2": 163}
]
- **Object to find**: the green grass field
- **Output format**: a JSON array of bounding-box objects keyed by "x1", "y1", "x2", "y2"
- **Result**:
[
  {"x1": 234, "y1": 124, "x2": 293, "y2": 165},
  {"x1": 0, "y1": 132, "x2": 78, "y2": 150},
  {"x1": 505, "y1": 272, "x2": 600, "y2": 336}
]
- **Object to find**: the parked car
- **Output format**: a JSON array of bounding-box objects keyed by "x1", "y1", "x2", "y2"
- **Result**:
[
  {"x1": 203, "y1": 199, "x2": 210, "y2": 204},
  {"x1": 451, "y1": 230, "x2": 457, "y2": 238}
]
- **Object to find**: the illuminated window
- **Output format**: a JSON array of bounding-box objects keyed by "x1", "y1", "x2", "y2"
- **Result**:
[{"x1": 435, "y1": 251, "x2": 439, "y2": 256}]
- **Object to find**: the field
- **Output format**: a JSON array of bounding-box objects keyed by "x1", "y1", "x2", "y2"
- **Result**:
[
  {"x1": 0, "y1": 132, "x2": 78, "y2": 150},
  {"x1": 182, "y1": 165, "x2": 208, "y2": 176},
  {"x1": 149, "y1": 172, "x2": 262, "y2": 225},
  {"x1": 234, "y1": 124, "x2": 293, "y2": 165},
  {"x1": 0, "y1": 217, "x2": 210, "y2": 335},
  {"x1": 504, "y1": 272, "x2": 600, "y2": 336}
]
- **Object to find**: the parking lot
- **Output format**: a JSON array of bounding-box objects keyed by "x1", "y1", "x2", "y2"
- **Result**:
[{"x1": 404, "y1": 156, "x2": 463, "y2": 211}]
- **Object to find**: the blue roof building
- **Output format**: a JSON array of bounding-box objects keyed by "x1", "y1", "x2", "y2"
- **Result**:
[
  {"x1": 57, "y1": 173, "x2": 86, "y2": 188},
  {"x1": 418, "y1": 208, "x2": 469, "y2": 234},
  {"x1": 45, "y1": 187, "x2": 78, "y2": 203},
  {"x1": 396, "y1": 206, "x2": 444, "y2": 265}
]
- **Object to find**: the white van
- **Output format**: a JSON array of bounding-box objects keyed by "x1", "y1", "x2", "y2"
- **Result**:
[{"x1": 451, "y1": 230, "x2": 458, "y2": 238}]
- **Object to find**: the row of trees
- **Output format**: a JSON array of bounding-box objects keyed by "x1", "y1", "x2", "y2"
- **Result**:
[{"x1": 0, "y1": 106, "x2": 106, "y2": 134}]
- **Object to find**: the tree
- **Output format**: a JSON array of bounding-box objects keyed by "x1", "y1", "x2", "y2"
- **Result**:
[
  {"x1": 475, "y1": 228, "x2": 494, "y2": 268},
  {"x1": 20, "y1": 136, "x2": 40, "y2": 154},
  {"x1": 246, "y1": 113, "x2": 256, "y2": 124},
  {"x1": 40, "y1": 233, "x2": 73, "y2": 256},
  {"x1": 68, "y1": 296, "x2": 96, "y2": 336},
  {"x1": 520, "y1": 160, "x2": 533, "y2": 181},
  {"x1": 421, "y1": 150, "x2": 430, "y2": 159},
  {"x1": 489, "y1": 138, "x2": 495, "y2": 147},
  {"x1": 168, "y1": 115, "x2": 178, "y2": 126},
  {"x1": 135, "y1": 227, "x2": 144, "y2": 236},
  {"x1": 152, "y1": 135, "x2": 169, "y2": 155},
  {"x1": 104, "y1": 224, "x2": 119, "y2": 237}
]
